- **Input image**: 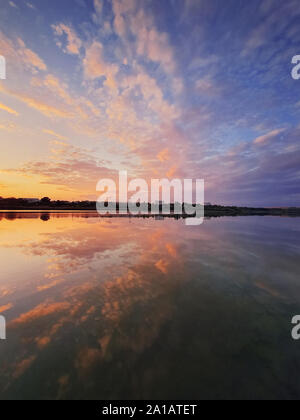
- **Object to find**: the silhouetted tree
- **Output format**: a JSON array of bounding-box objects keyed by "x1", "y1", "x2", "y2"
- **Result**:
[{"x1": 40, "y1": 197, "x2": 51, "y2": 204}]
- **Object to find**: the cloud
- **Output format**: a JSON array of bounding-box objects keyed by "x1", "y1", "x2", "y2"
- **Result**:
[
  {"x1": 13, "y1": 356, "x2": 36, "y2": 379},
  {"x1": 0, "y1": 72, "x2": 100, "y2": 121},
  {"x1": 242, "y1": 1, "x2": 300, "y2": 56},
  {"x1": 157, "y1": 148, "x2": 170, "y2": 162},
  {"x1": 195, "y1": 77, "x2": 220, "y2": 95},
  {"x1": 254, "y1": 128, "x2": 285, "y2": 145},
  {"x1": 155, "y1": 259, "x2": 169, "y2": 274},
  {"x1": 17, "y1": 38, "x2": 47, "y2": 71},
  {"x1": 0, "y1": 122, "x2": 16, "y2": 131},
  {"x1": 0, "y1": 102, "x2": 19, "y2": 116},
  {"x1": 4, "y1": 142, "x2": 118, "y2": 196},
  {"x1": 111, "y1": 0, "x2": 176, "y2": 75},
  {"x1": 0, "y1": 303, "x2": 13, "y2": 313},
  {"x1": 0, "y1": 32, "x2": 47, "y2": 73},
  {"x1": 31, "y1": 73, "x2": 100, "y2": 119},
  {"x1": 10, "y1": 302, "x2": 70, "y2": 327},
  {"x1": 121, "y1": 67, "x2": 178, "y2": 120},
  {"x1": 0, "y1": 83, "x2": 72, "y2": 118},
  {"x1": 83, "y1": 41, "x2": 118, "y2": 89},
  {"x1": 135, "y1": 22, "x2": 175, "y2": 74},
  {"x1": 112, "y1": 0, "x2": 135, "y2": 38},
  {"x1": 43, "y1": 129, "x2": 68, "y2": 141},
  {"x1": 199, "y1": 126, "x2": 300, "y2": 206},
  {"x1": 52, "y1": 23, "x2": 82, "y2": 55},
  {"x1": 94, "y1": 0, "x2": 103, "y2": 16},
  {"x1": 26, "y1": 2, "x2": 36, "y2": 10},
  {"x1": 9, "y1": 1, "x2": 18, "y2": 8}
]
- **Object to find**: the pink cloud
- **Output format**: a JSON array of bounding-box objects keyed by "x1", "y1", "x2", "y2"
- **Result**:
[
  {"x1": 83, "y1": 41, "x2": 118, "y2": 90},
  {"x1": 254, "y1": 128, "x2": 285, "y2": 145},
  {"x1": 52, "y1": 23, "x2": 82, "y2": 55},
  {"x1": 0, "y1": 32, "x2": 47, "y2": 73}
]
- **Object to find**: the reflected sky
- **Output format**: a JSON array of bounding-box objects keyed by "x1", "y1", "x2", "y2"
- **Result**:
[{"x1": 0, "y1": 214, "x2": 300, "y2": 399}]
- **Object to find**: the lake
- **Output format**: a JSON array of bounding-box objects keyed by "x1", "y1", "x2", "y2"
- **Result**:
[{"x1": 0, "y1": 212, "x2": 299, "y2": 400}]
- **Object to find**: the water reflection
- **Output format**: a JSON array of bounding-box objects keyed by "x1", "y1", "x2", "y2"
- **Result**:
[{"x1": 0, "y1": 213, "x2": 300, "y2": 399}]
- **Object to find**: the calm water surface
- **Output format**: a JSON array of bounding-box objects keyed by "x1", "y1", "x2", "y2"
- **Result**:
[{"x1": 0, "y1": 212, "x2": 300, "y2": 400}]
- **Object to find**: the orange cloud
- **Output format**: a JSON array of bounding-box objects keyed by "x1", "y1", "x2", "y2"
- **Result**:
[
  {"x1": 52, "y1": 23, "x2": 82, "y2": 55},
  {"x1": 157, "y1": 148, "x2": 170, "y2": 162},
  {"x1": 3, "y1": 141, "x2": 118, "y2": 198},
  {"x1": 166, "y1": 165, "x2": 177, "y2": 178},
  {"x1": 0, "y1": 32, "x2": 46, "y2": 73},
  {"x1": 155, "y1": 258, "x2": 169, "y2": 274},
  {"x1": 43, "y1": 129, "x2": 68, "y2": 141},
  {"x1": 0, "y1": 102, "x2": 19, "y2": 116},
  {"x1": 0, "y1": 83, "x2": 72, "y2": 118},
  {"x1": 76, "y1": 347, "x2": 102, "y2": 373},
  {"x1": 165, "y1": 243, "x2": 178, "y2": 258},
  {"x1": 36, "y1": 336, "x2": 51, "y2": 349},
  {"x1": 0, "y1": 303, "x2": 13, "y2": 313},
  {"x1": 13, "y1": 356, "x2": 36, "y2": 379},
  {"x1": 10, "y1": 301, "x2": 71, "y2": 326},
  {"x1": 17, "y1": 38, "x2": 47, "y2": 71}
]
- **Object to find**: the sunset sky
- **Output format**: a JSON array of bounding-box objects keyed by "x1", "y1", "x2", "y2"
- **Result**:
[{"x1": 0, "y1": 0, "x2": 300, "y2": 205}]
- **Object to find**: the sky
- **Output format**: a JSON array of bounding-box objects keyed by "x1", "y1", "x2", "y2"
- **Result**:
[{"x1": 0, "y1": 0, "x2": 300, "y2": 206}]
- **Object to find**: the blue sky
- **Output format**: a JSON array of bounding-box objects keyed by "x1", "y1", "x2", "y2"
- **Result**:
[{"x1": 0, "y1": 0, "x2": 300, "y2": 205}]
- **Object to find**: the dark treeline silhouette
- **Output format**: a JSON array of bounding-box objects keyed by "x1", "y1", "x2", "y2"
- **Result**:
[
  {"x1": 0, "y1": 197, "x2": 96, "y2": 210},
  {"x1": 0, "y1": 196, "x2": 300, "y2": 217}
]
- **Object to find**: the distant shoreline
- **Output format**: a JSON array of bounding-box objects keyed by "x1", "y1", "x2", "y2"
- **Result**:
[{"x1": 0, "y1": 205, "x2": 299, "y2": 218}]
